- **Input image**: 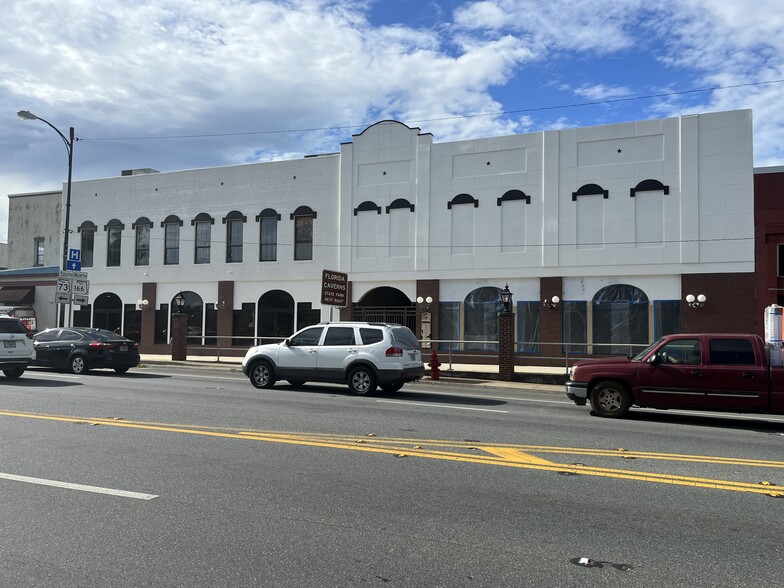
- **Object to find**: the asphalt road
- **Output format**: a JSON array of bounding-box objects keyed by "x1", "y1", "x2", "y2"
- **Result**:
[{"x1": 1, "y1": 365, "x2": 783, "y2": 587}]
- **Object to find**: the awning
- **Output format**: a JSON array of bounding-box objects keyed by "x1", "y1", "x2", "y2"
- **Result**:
[{"x1": 0, "y1": 287, "x2": 34, "y2": 305}]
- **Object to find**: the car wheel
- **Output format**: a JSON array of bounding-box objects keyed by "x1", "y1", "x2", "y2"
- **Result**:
[
  {"x1": 114, "y1": 367, "x2": 130, "y2": 374},
  {"x1": 589, "y1": 380, "x2": 632, "y2": 418},
  {"x1": 348, "y1": 366, "x2": 377, "y2": 396},
  {"x1": 2, "y1": 367, "x2": 24, "y2": 379},
  {"x1": 249, "y1": 360, "x2": 276, "y2": 389},
  {"x1": 380, "y1": 383, "x2": 404, "y2": 394},
  {"x1": 287, "y1": 380, "x2": 306, "y2": 387},
  {"x1": 69, "y1": 355, "x2": 88, "y2": 375}
]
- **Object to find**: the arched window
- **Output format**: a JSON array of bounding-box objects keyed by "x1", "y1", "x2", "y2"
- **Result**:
[
  {"x1": 104, "y1": 219, "x2": 124, "y2": 267},
  {"x1": 161, "y1": 215, "x2": 183, "y2": 265},
  {"x1": 192, "y1": 212, "x2": 214, "y2": 264},
  {"x1": 132, "y1": 217, "x2": 153, "y2": 266},
  {"x1": 223, "y1": 211, "x2": 246, "y2": 263},
  {"x1": 94, "y1": 292, "x2": 123, "y2": 332},
  {"x1": 464, "y1": 286, "x2": 502, "y2": 351},
  {"x1": 258, "y1": 290, "x2": 295, "y2": 340},
  {"x1": 592, "y1": 284, "x2": 649, "y2": 354},
  {"x1": 171, "y1": 291, "x2": 204, "y2": 345},
  {"x1": 257, "y1": 208, "x2": 280, "y2": 262},
  {"x1": 78, "y1": 221, "x2": 97, "y2": 268},
  {"x1": 291, "y1": 206, "x2": 316, "y2": 261}
]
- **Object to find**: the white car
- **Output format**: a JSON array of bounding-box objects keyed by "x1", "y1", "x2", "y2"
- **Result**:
[
  {"x1": 0, "y1": 316, "x2": 35, "y2": 379},
  {"x1": 242, "y1": 322, "x2": 425, "y2": 395}
]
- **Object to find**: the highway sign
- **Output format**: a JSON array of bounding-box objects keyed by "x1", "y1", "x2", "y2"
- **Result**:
[
  {"x1": 59, "y1": 270, "x2": 88, "y2": 280},
  {"x1": 55, "y1": 293, "x2": 70, "y2": 304},
  {"x1": 57, "y1": 278, "x2": 71, "y2": 294},
  {"x1": 66, "y1": 260, "x2": 82, "y2": 271},
  {"x1": 73, "y1": 279, "x2": 90, "y2": 295},
  {"x1": 321, "y1": 269, "x2": 348, "y2": 307},
  {"x1": 68, "y1": 249, "x2": 81, "y2": 262},
  {"x1": 72, "y1": 294, "x2": 89, "y2": 306}
]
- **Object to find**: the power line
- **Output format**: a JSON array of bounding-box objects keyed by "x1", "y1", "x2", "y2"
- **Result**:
[{"x1": 79, "y1": 78, "x2": 784, "y2": 142}]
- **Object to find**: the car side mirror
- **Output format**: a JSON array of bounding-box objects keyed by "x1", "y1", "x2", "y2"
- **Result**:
[
  {"x1": 283, "y1": 339, "x2": 291, "y2": 347},
  {"x1": 648, "y1": 353, "x2": 663, "y2": 364}
]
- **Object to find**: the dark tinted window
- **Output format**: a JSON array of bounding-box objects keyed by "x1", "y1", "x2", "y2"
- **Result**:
[
  {"x1": 324, "y1": 327, "x2": 355, "y2": 346},
  {"x1": 391, "y1": 327, "x2": 420, "y2": 349},
  {"x1": 709, "y1": 339, "x2": 756, "y2": 365},
  {"x1": 359, "y1": 328, "x2": 384, "y2": 345},
  {"x1": 34, "y1": 329, "x2": 60, "y2": 342},
  {"x1": 59, "y1": 330, "x2": 84, "y2": 342},
  {"x1": 0, "y1": 319, "x2": 28, "y2": 334},
  {"x1": 289, "y1": 327, "x2": 323, "y2": 346},
  {"x1": 33, "y1": 329, "x2": 60, "y2": 342}
]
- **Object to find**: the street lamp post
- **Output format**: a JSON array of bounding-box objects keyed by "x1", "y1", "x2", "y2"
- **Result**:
[{"x1": 17, "y1": 110, "x2": 75, "y2": 328}]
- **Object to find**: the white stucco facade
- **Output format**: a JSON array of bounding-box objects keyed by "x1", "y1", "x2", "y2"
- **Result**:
[{"x1": 62, "y1": 109, "x2": 754, "y2": 346}]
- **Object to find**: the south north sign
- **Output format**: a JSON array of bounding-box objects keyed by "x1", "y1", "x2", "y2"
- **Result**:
[{"x1": 321, "y1": 270, "x2": 348, "y2": 307}]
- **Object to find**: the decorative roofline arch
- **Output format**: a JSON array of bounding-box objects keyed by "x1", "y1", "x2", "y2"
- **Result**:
[
  {"x1": 161, "y1": 214, "x2": 183, "y2": 227},
  {"x1": 448, "y1": 193, "x2": 479, "y2": 209},
  {"x1": 386, "y1": 198, "x2": 415, "y2": 213},
  {"x1": 353, "y1": 201, "x2": 382, "y2": 216},
  {"x1": 290, "y1": 205, "x2": 317, "y2": 220},
  {"x1": 572, "y1": 184, "x2": 609, "y2": 201},
  {"x1": 630, "y1": 179, "x2": 670, "y2": 197},
  {"x1": 191, "y1": 212, "x2": 214, "y2": 226},
  {"x1": 497, "y1": 189, "x2": 531, "y2": 206},
  {"x1": 256, "y1": 208, "x2": 281, "y2": 221}
]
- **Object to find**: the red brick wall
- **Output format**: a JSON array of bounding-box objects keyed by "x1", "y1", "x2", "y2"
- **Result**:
[
  {"x1": 754, "y1": 170, "x2": 784, "y2": 336},
  {"x1": 681, "y1": 273, "x2": 755, "y2": 333},
  {"x1": 540, "y1": 276, "x2": 563, "y2": 355},
  {"x1": 416, "y1": 279, "x2": 440, "y2": 343},
  {"x1": 499, "y1": 312, "x2": 515, "y2": 380}
]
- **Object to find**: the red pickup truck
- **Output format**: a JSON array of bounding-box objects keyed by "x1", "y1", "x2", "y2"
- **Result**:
[{"x1": 565, "y1": 333, "x2": 784, "y2": 418}]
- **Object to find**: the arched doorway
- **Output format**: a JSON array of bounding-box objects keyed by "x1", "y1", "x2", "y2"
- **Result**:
[
  {"x1": 352, "y1": 287, "x2": 415, "y2": 330},
  {"x1": 464, "y1": 286, "x2": 502, "y2": 351},
  {"x1": 93, "y1": 292, "x2": 123, "y2": 333},
  {"x1": 171, "y1": 291, "x2": 203, "y2": 344},
  {"x1": 592, "y1": 284, "x2": 649, "y2": 354},
  {"x1": 258, "y1": 290, "x2": 294, "y2": 340}
]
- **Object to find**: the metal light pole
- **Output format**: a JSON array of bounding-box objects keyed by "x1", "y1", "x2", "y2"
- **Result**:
[{"x1": 17, "y1": 110, "x2": 75, "y2": 327}]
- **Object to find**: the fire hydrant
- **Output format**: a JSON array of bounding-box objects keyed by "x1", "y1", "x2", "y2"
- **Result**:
[{"x1": 428, "y1": 348, "x2": 442, "y2": 380}]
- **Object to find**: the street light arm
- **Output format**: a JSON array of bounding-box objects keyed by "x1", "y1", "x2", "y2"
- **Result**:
[
  {"x1": 17, "y1": 109, "x2": 76, "y2": 328},
  {"x1": 17, "y1": 110, "x2": 72, "y2": 155}
]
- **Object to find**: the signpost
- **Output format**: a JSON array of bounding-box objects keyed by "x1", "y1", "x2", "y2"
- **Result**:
[
  {"x1": 66, "y1": 248, "x2": 82, "y2": 271},
  {"x1": 55, "y1": 263, "x2": 90, "y2": 325},
  {"x1": 321, "y1": 270, "x2": 348, "y2": 321}
]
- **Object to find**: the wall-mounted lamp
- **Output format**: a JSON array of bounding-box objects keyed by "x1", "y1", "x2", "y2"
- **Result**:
[
  {"x1": 500, "y1": 284, "x2": 513, "y2": 313},
  {"x1": 137, "y1": 299, "x2": 150, "y2": 310},
  {"x1": 543, "y1": 295, "x2": 560, "y2": 309},
  {"x1": 416, "y1": 295, "x2": 433, "y2": 311},
  {"x1": 216, "y1": 300, "x2": 229, "y2": 310},
  {"x1": 685, "y1": 294, "x2": 707, "y2": 308}
]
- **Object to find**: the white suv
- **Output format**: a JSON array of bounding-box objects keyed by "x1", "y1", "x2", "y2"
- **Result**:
[
  {"x1": 0, "y1": 316, "x2": 35, "y2": 379},
  {"x1": 242, "y1": 322, "x2": 424, "y2": 395}
]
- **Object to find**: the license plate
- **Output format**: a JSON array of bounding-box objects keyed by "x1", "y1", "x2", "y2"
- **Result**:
[
  {"x1": 3, "y1": 341, "x2": 15, "y2": 348},
  {"x1": 120, "y1": 345, "x2": 128, "y2": 351}
]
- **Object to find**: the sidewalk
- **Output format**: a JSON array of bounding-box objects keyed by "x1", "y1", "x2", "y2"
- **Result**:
[{"x1": 139, "y1": 354, "x2": 567, "y2": 393}]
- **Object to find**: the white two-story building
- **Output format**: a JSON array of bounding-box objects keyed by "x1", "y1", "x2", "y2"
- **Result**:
[{"x1": 60, "y1": 109, "x2": 753, "y2": 358}]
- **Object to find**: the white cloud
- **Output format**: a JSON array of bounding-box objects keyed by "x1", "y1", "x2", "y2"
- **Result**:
[
  {"x1": 2, "y1": 0, "x2": 784, "y2": 243},
  {"x1": 573, "y1": 84, "x2": 634, "y2": 101}
]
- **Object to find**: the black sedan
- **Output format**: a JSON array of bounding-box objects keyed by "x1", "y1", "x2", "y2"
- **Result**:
[{"x1": 32, "y1": 328, "x2": 140, "y2": 374}]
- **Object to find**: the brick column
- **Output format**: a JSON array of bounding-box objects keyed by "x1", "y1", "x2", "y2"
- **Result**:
[
  {"x1": 499, "y1": 311, "x2": 515, "y2": 381},
  {"x1": 140, "y1": 282, "x2": 157, "y2": 353},
  {"x1": 171, "y1": 313, "x2": 188, "y2": 361}
]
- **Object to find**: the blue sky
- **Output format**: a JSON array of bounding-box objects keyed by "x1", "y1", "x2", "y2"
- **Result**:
[{"x1": 3, "y1": 0, "x2": 784, "y2": 240}]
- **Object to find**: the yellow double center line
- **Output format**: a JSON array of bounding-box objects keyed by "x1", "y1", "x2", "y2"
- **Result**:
[{"x1": 2, "y1": 409, "x2": 782, "y2": 496}]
